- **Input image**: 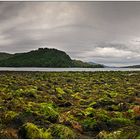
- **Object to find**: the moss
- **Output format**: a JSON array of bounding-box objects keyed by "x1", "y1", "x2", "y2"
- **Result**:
[
  {"x1": 19, "y1": 122, "x2": 52, "y2": 139},
  {"x1": 48, "y1": 124, "x2": 76, "y2": 139}
]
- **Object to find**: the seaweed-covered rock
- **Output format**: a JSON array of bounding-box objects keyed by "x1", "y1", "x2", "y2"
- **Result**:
[
  {"x1": 97, "y1": 96, "x2": 115, "y2": 107},
  {"x1": 0, "y1": 128, "x2": 18, "y2": 139},
  {"x1": 3, "y1": 111, "x2": 19, "y2": 123},
  {"x1": 38, "y1": 103, "x2": 59, "y2": 122},
  {"x1": 15, "y1": 87, "x2": 37, "y2": 98},
  {"x1": 48, "y1": 124, "x2": 76, "y2": 139},
  {"x1": 11, "y1": 110, "x2": 38, "y2": 127},
  {"x1": 106, "y1": 104, "x2": 119, "y2": 111},
  {"x1": 18, "y1": 122, "x2": 52, "y2": 139},
  {"x1": 132, "y1": 105, "x2": 140, "y2": 116},
  {"x1": 81, "y1": 118, "x2": 97, "y2": 131},
  {"x1": 97, "y1": 125, "x2": 140, "y2": 139},
  {"x1": 58, "y1": 110, "x2": 83, "y2": 132},
  {"x1": 83, "y1": 107, "x2": 95, "y2": 117},
  {"x1": 118, "y1": 102, "x2": 129, "y2": 111},
  {"x1": 108, "y1": 117, "x2": 133, "y2": 128}
]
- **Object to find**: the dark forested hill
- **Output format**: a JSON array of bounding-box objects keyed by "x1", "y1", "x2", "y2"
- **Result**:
[
  {"x1": 0, "y1": 48, "x2": 104, "y2": 68},
  {"x1": 0, "y1": 53, "x2": 13, "y2": 61}
]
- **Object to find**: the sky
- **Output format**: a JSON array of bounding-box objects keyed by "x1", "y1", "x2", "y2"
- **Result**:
[{"x1": 0, "y1": 2, "x2": 140, "y2": 66}]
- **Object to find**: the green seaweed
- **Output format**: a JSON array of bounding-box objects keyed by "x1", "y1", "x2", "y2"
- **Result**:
[
  {"x1": 48, "y1": 124, "x2": 76, "y2": 139},
  {"x1": 38, "y1": 103, "x2": 59, "y2": 122},
  {"x1": 19, "y1": 122, "x2": 52, "y2": 139},
  {"x1": 0, "y1": 71, "x2": 140, "y2": 138}
]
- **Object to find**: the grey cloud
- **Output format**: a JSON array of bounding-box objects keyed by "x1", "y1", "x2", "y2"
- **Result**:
[{"x1": 0, "y1": 2, "x2": 140, "y2": 66}]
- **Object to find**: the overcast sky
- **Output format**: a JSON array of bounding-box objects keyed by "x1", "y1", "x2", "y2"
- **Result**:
[{"x1": 0, "y1": 2, "x2": 140, "y2": 66}]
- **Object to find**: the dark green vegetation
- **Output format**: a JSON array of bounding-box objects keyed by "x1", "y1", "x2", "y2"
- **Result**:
[
  {"x1": 0, "y1": 71, "x2": 140, "y2": 139},
  {"x1": 124, "y1": 65, "x2": 140, "y2": 68},
  {"x1": 0, "y1": 48, "x2": 104, "y2": 68},
  {"x1": 0, "y1": 53, "x2": 13, "y2": 61}
]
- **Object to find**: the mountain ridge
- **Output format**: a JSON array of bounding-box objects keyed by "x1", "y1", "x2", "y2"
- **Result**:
[
  {"x1": 123, "y1": 65, "x2": 140, "y2": 68},
  {"x1": 0, "y1": 48, "x2": 104, "y2": 68}
]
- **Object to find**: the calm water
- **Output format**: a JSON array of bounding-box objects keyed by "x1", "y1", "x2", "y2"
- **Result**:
[{"x1": 0, "y1": 67, "x2": 140, "y2": 72}]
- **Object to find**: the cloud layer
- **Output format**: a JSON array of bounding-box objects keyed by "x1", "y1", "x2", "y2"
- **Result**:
[{"x1": 0, "y1": 2, "x2": 140, "y2": 66}]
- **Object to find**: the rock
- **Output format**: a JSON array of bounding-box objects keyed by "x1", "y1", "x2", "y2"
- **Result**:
[
  {"x1": 71, "y1": 121, "x2": 83, "y2": 133},
  {"x1": 132, "y1": 105, "x2": 140, "y2": 116},
  {"x1": 0, "y1": 128, "x2": 18, "y2": 139}
]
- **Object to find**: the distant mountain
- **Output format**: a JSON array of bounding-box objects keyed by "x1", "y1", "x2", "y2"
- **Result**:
[
  {"x1": 0, "y1": 48, "x2": 104, "y2": 68},
  {"x1": 88, "y1": 62, "x2": 107, "y2": 68},
  {"x1": 73, "y1": 60, "x2": 104, "y2": 68},
  {"x1": 123, "y1": 65, "x2": 140, "y2": 68},
  {"x1": 88, "y1": 62, "x2": 97, "y2": 65}
]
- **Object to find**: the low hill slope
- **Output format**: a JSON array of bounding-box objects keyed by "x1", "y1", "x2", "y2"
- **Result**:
[
  {"x1": 0, "y1": 52, "x2": 13, "y2": 61},
  {"x1": 0, "y1": 48, "x2": 104, "y2": 68}
]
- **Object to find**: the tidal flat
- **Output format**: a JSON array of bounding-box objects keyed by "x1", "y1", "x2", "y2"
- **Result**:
[{"x1": 0, "y1": 71, "x2": 140, "y2": 139}]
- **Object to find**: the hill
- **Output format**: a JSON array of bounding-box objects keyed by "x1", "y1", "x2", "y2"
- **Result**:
[
  {"x1": 124, "y1": 65, "x2": 140, "y2": 68},
  {"x1": 72, "y1": 60, "x2": 104, "y2": 68},
  {"x1": 0, "y1": 48, "x2": 104, "y2": 68},
  {"x1": 0, "y1": 52, "x2": 13, "y2": 61}
]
